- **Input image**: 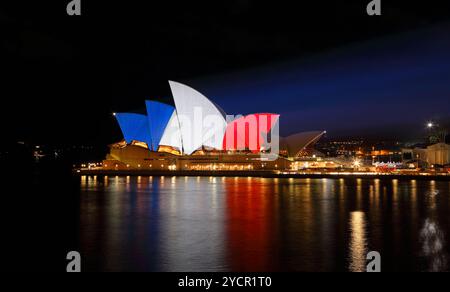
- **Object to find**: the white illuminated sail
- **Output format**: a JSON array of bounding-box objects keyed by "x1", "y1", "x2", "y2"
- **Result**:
[
  {"x1": 159, "y1": 110, "x2": 183, "y2": 151},
  {"x1": 169, "y1": 81, "x2": 227, "y2": 155}
]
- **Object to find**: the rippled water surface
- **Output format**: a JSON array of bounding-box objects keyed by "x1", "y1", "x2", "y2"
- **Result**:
[{"x1": 79, "y1": 176, "x2": 450, "y2": 272}]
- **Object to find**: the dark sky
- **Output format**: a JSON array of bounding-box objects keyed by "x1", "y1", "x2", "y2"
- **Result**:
[
  {"x1": 191, "y1": 23, "x2": 450, "y2": 139},
  {"x1": 2, "y1": 1, "x2": 450, "y2": 145}
]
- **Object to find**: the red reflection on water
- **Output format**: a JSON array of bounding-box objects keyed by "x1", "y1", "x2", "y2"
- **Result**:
[{"x1": 225, "y1": 178, "x2": 279, "y2": 271}]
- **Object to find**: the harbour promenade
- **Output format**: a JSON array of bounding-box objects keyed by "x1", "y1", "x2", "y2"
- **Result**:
[{"x1": 74, "y1": 168, "x2": 450, "y2": 181}]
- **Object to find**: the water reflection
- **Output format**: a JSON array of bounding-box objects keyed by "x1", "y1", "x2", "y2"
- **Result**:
[
  {"x1": 78, "y1": 176, "x2": 450, "y2": 272},
  {"x1": 225, "y1": 178, "x2": 277, "y2": 271},
  {"x1": 420, "y1": 181, "x2": 448, "y2": 272},
  {"x1": 420, "y1": 219, "x2": 447, "y2": 271},
  {"x1": 348, "y1": 211, "x2": 368, "y2": 272}
]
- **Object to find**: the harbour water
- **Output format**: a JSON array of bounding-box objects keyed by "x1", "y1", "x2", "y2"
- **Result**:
[{"x1": 78, "y1": 176, "x2": 450, "y2": 272}]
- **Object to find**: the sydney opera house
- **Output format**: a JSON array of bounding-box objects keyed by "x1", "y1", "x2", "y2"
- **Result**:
[{"x1": 103, "y1": 81, "x2": 326, "y2": 172}]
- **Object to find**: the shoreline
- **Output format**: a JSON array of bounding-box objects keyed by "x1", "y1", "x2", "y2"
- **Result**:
[{"x1": 74, "y1": 169, "x2": 450, "y2": 181}]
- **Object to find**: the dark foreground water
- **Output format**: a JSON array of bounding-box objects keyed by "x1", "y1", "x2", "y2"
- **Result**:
[{"x1": 78, "y1": 176, "x2": 450, "y2": 272}]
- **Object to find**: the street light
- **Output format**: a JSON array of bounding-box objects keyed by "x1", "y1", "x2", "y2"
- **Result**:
[{"x1": 427, "y1": 122, "x2": 434, "y2": 129}]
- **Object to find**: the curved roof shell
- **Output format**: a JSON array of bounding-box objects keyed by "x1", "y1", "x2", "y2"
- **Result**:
[
  {"x1": 159, "y1": 110, "x2": 183, "y2": 151},
  {"x1": 281, "y1": 131, "x2": 326, "y2": 157},
  {"x1": 222, "y1": 113, "x2": 280, "y2": 152},
  {"x1": 169, "y1": 81, "x2": 227, "y2": 155},
  {"x1": 145, "y1": 101, "x2": 175, "y2": 151},
  {"x1": 115, "y1": 113, "x2": 152, "y2": 147}
]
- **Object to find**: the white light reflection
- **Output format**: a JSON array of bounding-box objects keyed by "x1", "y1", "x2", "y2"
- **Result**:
[
  {"x1": 349, "y1": 211, "x2": 368, "y2": 272},
  {"x1": 419, "y1": 180, "x2": 448, "y2": 272},
  {"x1": 420, "y1": 219, "x2": 447, "y2": 272},
  {"x1": 80, "y1": 175, "x2": 87, "y2": 188}
]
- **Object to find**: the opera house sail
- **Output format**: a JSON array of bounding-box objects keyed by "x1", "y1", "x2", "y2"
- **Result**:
[
  {"x1": 114, "y1": 113, "x2": 152, "y2": 147},
  {"x1": 145, "y1": 100, "x2": 176, "y2": 152},
  {"x1": 158, "y1": 110, "x2": 183, "y2": 152},
  {"x1": 169, "y1": 81, "x2": 228, "y2": 155}
]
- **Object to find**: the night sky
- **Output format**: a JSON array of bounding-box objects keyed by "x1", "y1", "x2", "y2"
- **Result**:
[{"x1": 2, "y1": 1, "x2": 450, "y2": 146}]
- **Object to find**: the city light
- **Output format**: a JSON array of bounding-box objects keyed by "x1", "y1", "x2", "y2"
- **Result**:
[{"x1": 353, "y1": 159, "x2": 361, "y2": 168}]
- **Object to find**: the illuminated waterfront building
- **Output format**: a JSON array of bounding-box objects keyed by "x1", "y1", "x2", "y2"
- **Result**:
[
  {"x1": 403, "y1": 143, "x2": 450, "y2": 168},
  {"x1": 103, "y1": 81, "x2": 326, "y2": 171}
]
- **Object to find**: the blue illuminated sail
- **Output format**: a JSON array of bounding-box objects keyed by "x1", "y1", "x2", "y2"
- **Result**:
[
  {"x1": 115, "y1": 113, "x2": 152, "y2": 147},
  {"x1": 145, "y1": 101, "x2": 175, "y2": 151}
]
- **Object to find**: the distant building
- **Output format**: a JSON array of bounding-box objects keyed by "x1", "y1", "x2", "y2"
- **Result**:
[
  {"x1": 425, "y1": 143, "x2": 450, "y2": 166},
  {"x1": 403, "y1": 143, "x2": 450, "y2": 167}
]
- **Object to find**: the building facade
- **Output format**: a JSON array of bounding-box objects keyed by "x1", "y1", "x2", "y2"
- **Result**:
[{"x1": 403, "y1": 143, "x2": 450, "y2": 167}]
